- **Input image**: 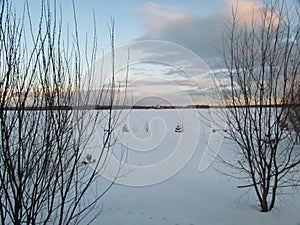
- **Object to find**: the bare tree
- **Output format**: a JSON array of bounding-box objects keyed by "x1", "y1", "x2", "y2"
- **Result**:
[
  {"x1": 0, "y1": 0, "x2": 125, "y2": 224},
  {"x1": 215, "y1": 0, "x2": 300, "y2": 212}
]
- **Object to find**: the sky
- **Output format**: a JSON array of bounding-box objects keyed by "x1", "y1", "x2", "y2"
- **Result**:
[
  {"x1": 11, "y1": 0, "x2": 300, "y2": 106},
  {"x1": 19, "y1": 0, "x2": 230, "y2": 57}
]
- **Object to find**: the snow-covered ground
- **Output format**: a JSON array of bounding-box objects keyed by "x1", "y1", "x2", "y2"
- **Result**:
[{"x1": 90, "y1": 109, "x2": 300, "y2": 225}]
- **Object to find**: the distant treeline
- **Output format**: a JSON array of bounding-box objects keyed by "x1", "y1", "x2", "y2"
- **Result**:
[{"x1": 2, "y1": 104, "x2": 300, "y2": 111}]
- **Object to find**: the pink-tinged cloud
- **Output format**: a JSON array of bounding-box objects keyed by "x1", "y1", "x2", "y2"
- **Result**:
[
  {"x1": 136, "y1": 0, "x2": 265, "y2": 36},
  {"x1": 135, "y1": 1, "x2": 195, "y2": 36},
  {"x1": 134, "y1": 1, "x2": 224, "y2": 58},
  {"x1": 173, "y1": 79, "x2": 199, "y2": 87},
  {"x1": 134, "y1": 0, "x2": 285, "y2": 59},
  {"x1": 227, "y1": 0, "x2": 282, "y2": 27},
  {"x1": 229, "y1": 0, "x2": 263, "y2": 25}
]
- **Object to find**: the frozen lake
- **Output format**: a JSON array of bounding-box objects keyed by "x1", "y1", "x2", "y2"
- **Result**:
[{"x1": 85, "y1": 109, "x2": 300, "y2": 225}]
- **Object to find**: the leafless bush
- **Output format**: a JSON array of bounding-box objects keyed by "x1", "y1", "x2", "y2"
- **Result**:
[
  {"x1": 0, "y1": 0, "x2": 125, "y2": 224},
  {"x1": 215, "y1": 0, "x2": 300, "y2": 212}
]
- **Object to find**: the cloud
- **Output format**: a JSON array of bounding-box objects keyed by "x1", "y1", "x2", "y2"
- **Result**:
[
  {"x1": 124, "y1": 78, "x2": 199, "y2": 89},
  {"x1": 164, "y1": 68, "x2": 187, "y2": 77},
  {"x1": 228, "y1": 0, "x2": 263, "y2": 26},
  {"x1": 229, "y1": 0, "x2": 285, "y2": 28},
  {"x1": 134, "y1": 1, "x2": 226, "y2": 58},
  {"x1": 134, "y1": 0, "x2": 271, "y2": 59},
  {"x1": 127, "y1": 79, "x2": 172, "y2": 87},
  {"x1": 173, "y1": 79, "x2": 200, "y2": 88},
  {"x1": 135, "y1": 2, "x2": 195, "y2": 36}
]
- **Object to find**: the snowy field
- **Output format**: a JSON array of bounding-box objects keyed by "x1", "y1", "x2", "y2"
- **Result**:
[{"x1": 88, "y1": 109, "x2": 300, "y2": 225}]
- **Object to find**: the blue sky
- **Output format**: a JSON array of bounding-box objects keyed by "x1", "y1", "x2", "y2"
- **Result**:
[{"x1": 11, "y1": 0, "x2": 300, "y2": 105}]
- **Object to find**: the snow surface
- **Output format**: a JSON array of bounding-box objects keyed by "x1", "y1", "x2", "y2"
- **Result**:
[{"x1": 89, "y1": 109, "x2": 300, "y2": 225}]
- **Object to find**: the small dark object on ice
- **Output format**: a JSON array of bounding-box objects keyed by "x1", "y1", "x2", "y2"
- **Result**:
[{"x1": 175, "y1": 125, "x2": 182, "y2": 133}]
